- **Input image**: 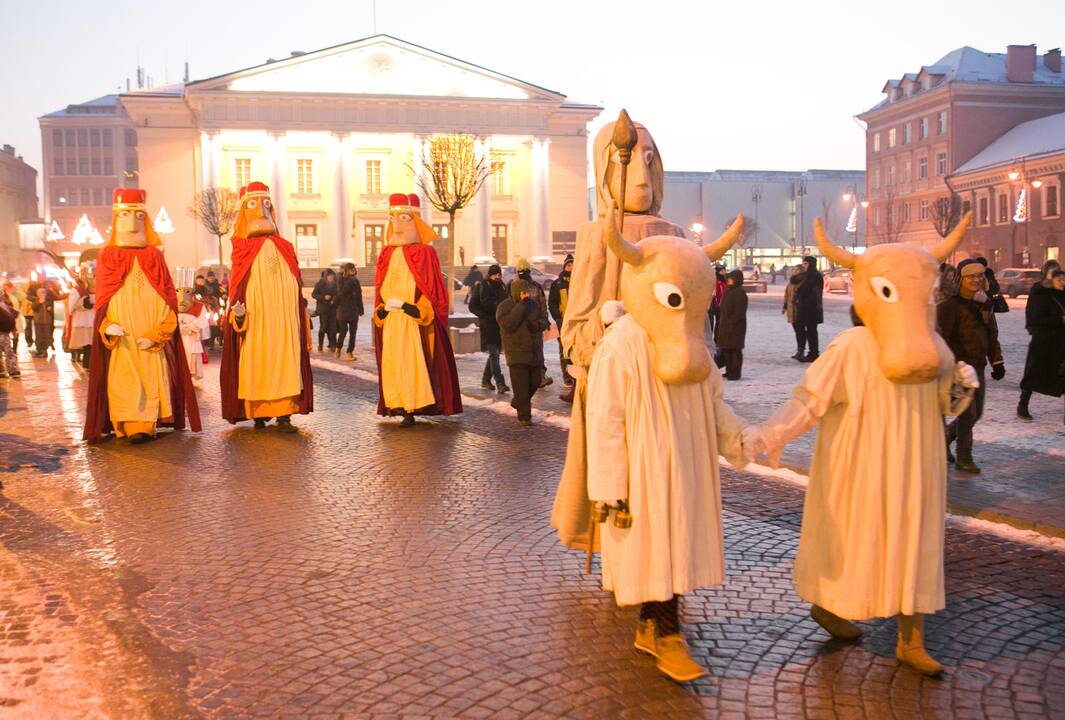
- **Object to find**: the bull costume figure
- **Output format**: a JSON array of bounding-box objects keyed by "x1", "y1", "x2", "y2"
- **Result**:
[
  {"x1": 584, "y1": 200, "x2": 753, "y2": 682},
  {"x1": 220, "y1": 182, "x2": 313, "y2": 432},
  {"x1": 372, "y1": 193, "x2": 461, "y2": 427},
  {"x1": 83, "y1": 189, "x2": 201, "y2": 444},
  {"x1": 748, "y1": 214, "x2": 978, "y2": 676}
]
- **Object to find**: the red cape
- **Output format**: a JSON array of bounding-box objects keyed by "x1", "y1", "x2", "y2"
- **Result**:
[
  {"x1": 83, "y1": 245, "x2": 202, "y2": 443},
  {"x1": 372, "y1": 244, "x2": 462, "y2": 416},
  {"x1": 220, "y1": 235, "x2": 313, "y2": 423}
]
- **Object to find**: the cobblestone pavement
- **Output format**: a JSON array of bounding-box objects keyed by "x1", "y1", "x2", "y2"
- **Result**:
[{"x1": 0, "y1": 340, "x2": 1064, "y2": 718}]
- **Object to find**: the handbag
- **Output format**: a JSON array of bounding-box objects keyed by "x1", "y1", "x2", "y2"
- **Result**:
[{"x1": 991, "y1": 294, "x2": 1009, "y2": 313}]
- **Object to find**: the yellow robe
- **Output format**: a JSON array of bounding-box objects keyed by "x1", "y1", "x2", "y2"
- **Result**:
[
  {"x1": 234, "y1": 240, "x2": 303, "y2": 419},
  {"x1": 100, "y1": 260, "x2": 176, "y2": 437},
  {"x1": 375, "y1": 249, "x2": 435, "y2": 412}
]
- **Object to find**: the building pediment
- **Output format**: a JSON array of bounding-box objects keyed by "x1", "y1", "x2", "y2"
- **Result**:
[{"x1": 189, "y1": 35, "x2": 564, "y2": 103}]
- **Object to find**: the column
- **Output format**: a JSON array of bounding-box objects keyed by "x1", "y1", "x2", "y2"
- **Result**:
[
  {"x1": 333, "y1": 132, "x2": 352, "y2": 263},
  {"x1": 199, "y1": 131, "x2": 217, "y2": 261},
  {"x1": 269, "y1": 131, "x2": 287, "y2": 236},
  {"x1": 531, "y1": 137, "x2": 552, "y2": 259},
  {"x1": 475, "y1": 136, "x2": 492, "y2": 260}
]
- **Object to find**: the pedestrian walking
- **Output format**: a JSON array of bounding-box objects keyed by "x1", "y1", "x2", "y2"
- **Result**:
[
  {"x1": 468, "y1": 264, "x2": 509, "y2": 393},
  {"x1": 938, "y1": 260, "x2": 1006, "y2": 473},
  {"x1": 31, "y1": 287, "x2": 56, "y2": 358},
  {"x1": 783, "y1": 264, "x2": 804, "y2": 359},
  {"x1": 769, "y1": 263, "x2": 777, "y2": 284},
  {"x1": 335, "y1": 263, "x2": 364, "y2": 360},
  {"x1": 497, "y1": 278, "x2": 548, "y2": 425},
  {"x1": 509, "y1": 257, "x2": 553, "y2": 388},
  {"x1": 549, "y1": 254, "x2": 574, "y2": 401},
  {"x1": 0, "y1": 294, "x2": 18, "y2": 378},
  {"x1": 19, "y1": 282, "x2": 34, "y2": 348},
  {"x1": 708, "y1": 265, "x2": 726, "y2": 336},
  {"x1": 791, "y1": 256, "x2": 824, "y2": 362},
  {"x1": 715, "y1": 269, "x2": 747, "y2": 380},
  {"x1": 1018, "y1": 267, "x2": 1065, "y2": 422},
  {"x1": 67, "y1": 269, "x2": 95, "y2": 369},
  {"x1": 312, "y1": 269, "x2": 338, "y2": 352}
]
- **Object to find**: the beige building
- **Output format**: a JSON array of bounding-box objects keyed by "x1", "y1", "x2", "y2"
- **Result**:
[
  {"x1": 114, "y1": 34, "x2": 600, "y2": 271},
  {"x1": 0, "y1": 144, "x2": 40, "y2": 274}
]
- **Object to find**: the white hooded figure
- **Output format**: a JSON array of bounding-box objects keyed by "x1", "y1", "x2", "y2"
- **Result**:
[
  {"x1": 585, "y1": 200, "x2": 752, "y2": 683},
  {"x1": 177, "y1": 287, "x2": 209, "y2": 380}
]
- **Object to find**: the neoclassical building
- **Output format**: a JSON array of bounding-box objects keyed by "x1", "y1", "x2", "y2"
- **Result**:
[{"x1": 116, "y1": 35, "x2": 600, "y2": 271}]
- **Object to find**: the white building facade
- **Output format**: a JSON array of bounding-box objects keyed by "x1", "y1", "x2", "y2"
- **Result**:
[{"x1": 119, "y1": 35, "x2": 601, "y2": 271}]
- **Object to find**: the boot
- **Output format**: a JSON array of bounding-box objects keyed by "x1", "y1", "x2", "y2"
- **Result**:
[
  {"x1": 480, "y1": 381, "x2": 494, "y2": 391},
  {"x1": 399, "y1": 412, "x2": 415, "y2": 428},
  {"x1": 560, "y1": 387, "x2": 574, "y2": 403},
  {"x1": 496, "y1": 384, "x2": 510, "y2": 394},
  {"x1": 954, "y1": 459, "x2": 981, "y2": 474},
  {"x1": 633, "y1": 619, "x2": 657, "y2": 657},
  {"x1": 896, "y1": 613, "x2": 943, "y2": 676},
  {"x1": 810, "y1": 604, "x2": 862, "y2": 640},
  {"x1": 253, "y1": 418, "x2": 268, "y2": 430},
  {"x1": 130, "y1": 432, "x2": 152, "y2": 445},
  {"x1": 275, "y1": 415, "x2": 298, "y2": 433},
  {"x1": 654, "y1": 635, "x2": 707, "y2": 683},
  {"x1": 344, "y1": 352, "x2": 355, "y2": 361},
  {"x1": 1017, "y1": 393, "x2": 1033, "y2": 421}
]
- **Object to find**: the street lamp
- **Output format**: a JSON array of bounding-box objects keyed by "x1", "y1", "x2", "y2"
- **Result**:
[
  {"x1": 750, "y1": 186, "x2": 762, "y2": 265},
  {"x1": 1008, "y1": 158, "x2": 1040, "y2": 266},
  {"x1": 842, "y1": 185, "x2": 869, "y2": 253},
  {"x1": 689, "y1": 221, "x2": 705, "y2": 245}
]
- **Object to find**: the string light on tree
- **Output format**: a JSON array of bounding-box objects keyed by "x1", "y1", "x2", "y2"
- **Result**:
[
  {"x1": 47, "y1": 220, "x2": 65, "y2": 241},
  {"x1": 71, "y1": 214, "x2": 96, "y2": 246},
  {"x1": 1013, "y1": 188, "x2": 1027, "y2": 223},
  {"x1": 89, "y1": 227, "x2": 104, "y2": 245},
  {"x1": 845, "y1": 207, "x2": 858, "y2": 233},
  {"x1": 154, "y1": 206, "x2": 175, "y2": 234}
]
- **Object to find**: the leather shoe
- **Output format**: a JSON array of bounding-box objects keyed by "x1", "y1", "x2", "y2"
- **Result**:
[{"x1": 954, "y1": 460, "x2": 981, "y2": 474}]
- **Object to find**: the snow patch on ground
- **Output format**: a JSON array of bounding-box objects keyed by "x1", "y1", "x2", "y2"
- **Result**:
[{"x1": 947, "y1": 514, "x2": 1065, "y2": 551}]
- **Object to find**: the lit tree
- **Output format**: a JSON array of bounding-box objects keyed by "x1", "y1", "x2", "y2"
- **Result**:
[
  {"x1": 407, "y1": 134, "x2": 494, "y2": 310},
  {"x1": 187, "y1": 188, "x2": 240, "y2": 265}
]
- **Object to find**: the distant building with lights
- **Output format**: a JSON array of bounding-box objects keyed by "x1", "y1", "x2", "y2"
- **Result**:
[
  {"x1": 660, "y1": 169, "x2": 865, "y2": 269},
  {"x1": 43, "y1": 34, "x2": 601, "y2": 272},
  {"x1": 859, "y1": 43, "x2": 1065, "y2": 266},
  {"x1": 0, "y1": 144, "x2": 40, "y2": 274}
]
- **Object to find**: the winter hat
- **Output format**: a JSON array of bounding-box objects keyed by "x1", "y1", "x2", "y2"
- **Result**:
[
  {"x1": 727, "y1": 269, "x2": 744, "y2": 284},
  {"x1": 509, "y1": 278, "x2": 531, "y2": 301},
  {"x1": 517, "y1": 257, "x2": 531, "y2": 272},
  {"x1": 563, "y1": 254, "x2": 574, "y2": 266},
  {"x1": 487, "y1": 264, "x2": 502, "y2": 277},
  {"x1": 959, "y1": 261, "x2": 984, "y2": 277},
  {"x1": 803, "y1": 255, "x2": 817, "y2": 267}
]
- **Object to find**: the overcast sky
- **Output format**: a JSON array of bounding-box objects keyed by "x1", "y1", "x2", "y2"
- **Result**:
[{"x1": 2, "y1": 0, "x2": 1063, "y2": 194}]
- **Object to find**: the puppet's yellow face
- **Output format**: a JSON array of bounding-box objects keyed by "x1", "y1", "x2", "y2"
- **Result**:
[
  {"x1": 388, "y1": 212, "x2": 419, "y2": 247},
  {"x1": 114, "y1": 208, "x2": 148, "y2": 248},
  {"x1": 177, "y1": 288, "x2": 194, "y2": 313},
  {"x1": 242, "y1": 196, "x2": 277, "y2": 238}
]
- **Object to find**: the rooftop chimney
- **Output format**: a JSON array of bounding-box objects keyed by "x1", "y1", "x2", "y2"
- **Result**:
[
  {"x1": 1046, "y1": 48, "x2": 1062, "y2": 73},
  {"x1": 1006, "y1": 44, "x2": 1036, "y2": 82}
]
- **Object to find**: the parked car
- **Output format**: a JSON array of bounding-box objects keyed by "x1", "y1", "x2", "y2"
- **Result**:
[
  {"x1": 998, "y1": 268, "x2": 1043, "y2": 298},
  {"x1": 825, "y1": 268, "x2": 853, "y2": 294},
  {"x1": 500, "y1": 265, "x2": 557, "y2": 293},
  {"x1": 740, "y1": 265, "x2": 760, "y2": 282}
]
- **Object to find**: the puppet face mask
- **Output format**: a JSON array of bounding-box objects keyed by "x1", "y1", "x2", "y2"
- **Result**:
[
  {"x1": 114, "y1": 208, "x2": 148, "y2": 248},
  {"x1": 388, "y1": 212, "x2": 419, "y2": 247},
  {"x1": 243, "y1": 197, "x2": 277, "y2": 238},
  {"x1": 177, "y1": 288, "x2": 194, "y2": 313}
]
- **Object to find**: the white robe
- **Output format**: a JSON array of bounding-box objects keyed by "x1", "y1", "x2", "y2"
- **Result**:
[
  {"x1": 586, "y1": 315, "x2": 747, "y2": 607},
  {"x1": 760, "y1": 326, "x2": 957, "y2": 620}
]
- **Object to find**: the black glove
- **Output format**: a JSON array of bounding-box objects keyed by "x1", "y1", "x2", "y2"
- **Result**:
[
  {"x1": 82, "y1": 297, "x2": 93, "y2": 310},
  {"x1": 401, "y1": 302, "x2": 420, "y2": 319},
  {"x1": 991, "y1": 364, "x2": 1005, "y2": 381},
  {"x1": 376, "y1": 307, "x2": 388, "y2": 320}
]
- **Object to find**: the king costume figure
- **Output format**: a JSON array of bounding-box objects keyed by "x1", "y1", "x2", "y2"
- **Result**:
[
  {"x1": 372, "y1": 193, "x2": 461, "y2": 427},
  {"x1": 220, "y1": 182, "x2": 313, "y2": 432},
  {"x1": 83, "y1": 189, "x2": 201, "y2": 444}
]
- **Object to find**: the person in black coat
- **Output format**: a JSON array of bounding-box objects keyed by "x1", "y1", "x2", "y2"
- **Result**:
[
  {"x1": 497, "y1": 278, "x2": 548, "y2": 425},
  {"x1": 548, "y1": 254, "x2": 574, "y2": 397},
  {"x1": 715, "y1": 269, "x2": 748, "y2": 380},
  {"x1": 1018, "y1": 269, "x2": 1065, "y2": 422},
  {"x1": 790, "y1": 255, "x2": 824, "y2": 361},
  {"x1": 311, "y1": 269, "x2": 338, "y2": 352},
  {"x1": 335, "y1": 263, "x2": 365, "y2": 360},
  {"x1": 469, "y1": 264, "x2": 509, "y2": 393}
]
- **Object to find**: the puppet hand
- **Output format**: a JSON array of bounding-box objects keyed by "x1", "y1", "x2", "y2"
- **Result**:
[
  {"x1": 385, "y1": 298, "x2": 403, "y2": 312},
  {"x1": 104, "y1": 323, "x2": 125, "y2": 337},
  {"x1": 599, "y1": 300, "x2": 625, "y2": 326},
  {"x1": 136, "y1": 336, "x2": 156, "y2": 350},
  {"x1": 232, "y1": 301, "x2": 246, "y2": 318},
  {"x1": 401, "y1": 302, "x2": 420, "y2": 319},
  {"x1": 953, "y1": 361, "x2": 980, "y2": 390},
  {"x1": 990, "y1": 363, "x2": 1005, "y2": 381}
]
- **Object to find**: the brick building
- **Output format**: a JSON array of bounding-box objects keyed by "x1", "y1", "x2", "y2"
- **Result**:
[
  {"x1": 0, "y1": 144, "x2": 40, "y2": 274},
  {"x1": 859, "y1": 44, "x2": 1065, "y2": 261}
]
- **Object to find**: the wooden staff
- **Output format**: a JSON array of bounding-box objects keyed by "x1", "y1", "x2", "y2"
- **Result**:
[{"x1": 611, "y1": 109, "x2": 638, "y2": 233}]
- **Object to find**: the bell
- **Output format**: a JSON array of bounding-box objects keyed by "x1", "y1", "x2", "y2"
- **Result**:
[
  {"x1": 594, "y1": 502, "x2": 610, "y2": 524},
  {"x1": 612, "y1": 500, "x2": 633, "y2": 529}
]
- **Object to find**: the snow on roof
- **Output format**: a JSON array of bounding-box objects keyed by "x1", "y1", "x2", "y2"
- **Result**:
[
  {"x1": 665, "y1": 169, "x2": 863, "y2": 183},
  {"x1": 42, "y1": 94, "x2": 122, "y2": 117},
  {"x1": 955, "y1": 111, "x2": 1065, "y2": 174}
]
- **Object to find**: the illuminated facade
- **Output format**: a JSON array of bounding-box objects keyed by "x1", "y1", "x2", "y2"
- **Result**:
[{"x1": 118, "y1": 35, "x2": 601, "y2": 270}]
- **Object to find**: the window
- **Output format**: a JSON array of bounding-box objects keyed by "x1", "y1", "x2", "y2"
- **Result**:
[
  {"x1": 873, "y1": 206, "x2": 881, "y2": 226},
  {"x1": 936, "y1": 153, "x2": 947, "y2": 176},
  {"x1": 64, "y1": 129, "x2": 74, "y2": 146},
  {"x1": 294, "y1": 224, "x2": 319, "y2": 268},
  {"x1": 1046, "y1": 184, "x2": 1060, "y2": 217},
  {"x1": 104, "y1": 157, "x2": 113, "y2": 175},
  {"x1": 491, "y1": 160, "x2": 508, "y2": 196},
  {"x1": 364, "y1": 159, "x2": 381, "y2": 194},
  {"x1": 126, "y1": 153, "x2": 137, "y2": 173},
  {"x1": 103, "y1": 129, "x2": 112, "y2": 147},
  {"x1": 998, "y1": 193, "x2": 1010, "y2": 223},
  {"x1": 93, "y1": 188, "x2": 104, "y2": 206},
  {"x1": 887, "y1": 165, "x2": 896, "y2": 187},
  {"x1": 124, "y1": 129, "x2": 137, "y2": 147},
  {"x1": 491, "y1": 223, "x2": 508, "y2": 262},
  {"x1": 903, "y1": 202, "x2": 912, "y2": 223},
  {"x1": 872, "y1": 167, "x2": 880, "y2": 189},
  {"x1": 919, "y1": 117, "x2": 929, "y2": 139},
  {"x1": 432, "y1": 224, "x2": 449, "y2": 242},
  {"x1": 887, "y1": 205, "x2": 896, "y2": 226},
  {"x1": 296, "y1": 158, "x2": 314, "y2": 194},
  {"x1": 918, "y1": 157, "x2": 928, "y2": 179},
  {"x1": 364, "y1": 224, "x2": 385, "y2": 266},
  {"x1": 920, "y1": 200, "x2": 930, "y2": 220},
  {"x1": 66, "y1": 159, "x2": 76, "y2": 175},
  {"x1": 888, "y1": 128, "x2": 897, "y2": 148},
  {"x1": 80, "y1": 188, "x2": 90, "y2": 205},
  {"x1": 873, "y1": 133, "x2": 881, "y2": 153},
  {"x1": 937, "y1": 111, "x2": 947, "y2": 135},
  {"x1": 962, "y1": 200, "x2": 971, "y2": 215},
  {"x1": 79, "y1": 159, "x2": 89, "y2": 175},
  {"x1": 978, "y1": 197, "x2": 989, "y2": 225},
  {"x1": 77, "y1": 128, "x2": 87, "y2": 146},
  {"x1": 904, "y1": 123, "x2": 912, "y2": 144},
  {"x1": 902, "y1": 159, "x2": 911, "y2": 183},
  {"x1": 54, "y1": 158, "x2": 63, "y2": 174},
  {"x1": 53, "y1": 188, "x2": 65, "y2": 204},
  {"x1": 91, "y1": 158, "x2": 101, "y2": 175},
  {"x1": 233, "y1": 158, "x2": 252, "y2": 189},
  {"x1": 90, "y1": 129, "x2": 100, "y2": 147},
  {"x1": 52, "y1": 129, "x2": 62, "y2": 147}
]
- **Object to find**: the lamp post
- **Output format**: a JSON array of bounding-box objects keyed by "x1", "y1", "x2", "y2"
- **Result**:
[
  {"x1": 1008, "y1": 158, "x2": 1041, "y2": 267},
  {"x1": 689, "y1": 220, "x2": 705, "y2": 246},
  {"x1": 842, "y1": 185, "x2": 870, "y2": 254},
  {"x1": 751, "y1": 185, "x2": 762, "y2": 266},
  {"x1": 795, "y1": 180, "x2": 807, "y2": 258}
]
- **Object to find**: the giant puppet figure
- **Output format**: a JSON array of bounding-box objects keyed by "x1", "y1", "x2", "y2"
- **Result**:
[
  {"x1": 748, "y1": 214, "x2": 978, "y2": 676},
  {"x1": 585, "y1": 200, "x2": 750, "y2": 682},
  {"x1": 83, "y1": 189, "x2": 201, "y2": 444},
  {"x1": 220, "y1": 182, "x2": 313, "y2": 432},
  {"x1": 552, "y1": 110, "x2": 744, "y2": 550},
  {"x1": 372, "y1": 193, "x2": 461, "y2": 427}
]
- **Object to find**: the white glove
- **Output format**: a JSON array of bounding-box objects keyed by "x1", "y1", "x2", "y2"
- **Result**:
[
  {"x1": 232, "y1": 301, "x2": 246, "y2": 318},
  {"x1": 136, "y1": 337, "x2": 156, "y2": 350},
  {"x1": 385, "y1": 297, "x2": 404, "y2": 312},
  {"x1": 599, "y1": 300, "x2": 625, "y2": 326},
  {"x1": 953, "y1": 361, "x2": 980, "y2": 390},
  {"x1": 104, "y1": 323, "x2": 125, "y2": 337}
]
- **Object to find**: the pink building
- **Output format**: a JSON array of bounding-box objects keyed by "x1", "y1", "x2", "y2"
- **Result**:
[{"x1": 859, "y1": 44, "x2": 1065, "y2": 261}]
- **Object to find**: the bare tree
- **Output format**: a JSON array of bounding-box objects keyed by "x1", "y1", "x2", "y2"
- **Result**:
[
  {"x1": 407, "y1": 134, "x2": 494, "y2": 310},
  {"x1": 869, "y1": 190, "x2": 908, "y2": 245},
  {"x1": 928, "y1": 191, "x2": 962, "y2": 239},
  {"x1": 187, "y1": 188, "x2": 240, "y2": 266}
]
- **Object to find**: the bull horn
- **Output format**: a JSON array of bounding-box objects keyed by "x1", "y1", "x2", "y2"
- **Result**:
[
  {"x1": 931, "y1": 210, "x2": 973, "y2": 262},
  {"x1": 602, "y1": 199, "x2": 643, "y2": 265},
  {"x1": 813, "y1": 217, "x2": 856, "y2": 269},
  {"x1": 704, "y1": 214, "x2": 744, "y2": 261}
]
